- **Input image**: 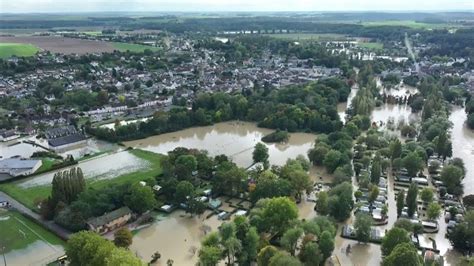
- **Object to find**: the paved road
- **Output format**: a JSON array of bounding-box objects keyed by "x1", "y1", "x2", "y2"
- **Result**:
[{"x1": 0, "y1": 191, "x2": 71, "y2": 240}]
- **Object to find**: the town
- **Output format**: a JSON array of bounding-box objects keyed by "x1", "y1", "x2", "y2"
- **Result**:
[{"x1": 0, "y1": 7, "x2": 473, "y2": 266}]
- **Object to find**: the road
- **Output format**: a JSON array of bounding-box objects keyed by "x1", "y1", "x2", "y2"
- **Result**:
[{"x1": 0, "y1": 191, "x2": 71, "y2": 240}]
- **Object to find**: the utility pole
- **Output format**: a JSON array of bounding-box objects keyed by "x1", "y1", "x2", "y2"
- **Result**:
[{"x1": 1, "y1": 246, "x2": 6, "y2": 266}]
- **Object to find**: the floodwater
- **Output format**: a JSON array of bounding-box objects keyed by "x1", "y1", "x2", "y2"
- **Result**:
[
  {"x1": 449, "y1": 106, "x2": 474, "y2": 195},
  {"x1": 3, "y1": 240, "x2": 64, "y2": 266},
  {"x1": 130, "y1": 210, "x2": 221, "y2": 266},
  {"x1": 0, "y1": 137, "x2": 48, "y2": 159},
  {"x1": 100, "y1": 118, "x2": 150, "y2": 130},
  {"x1": 124, "y1": 121, "x2": 317, "y2": 168},
  {"x1": 17, "y1": 151, "x2": 149, "y2": 188}
]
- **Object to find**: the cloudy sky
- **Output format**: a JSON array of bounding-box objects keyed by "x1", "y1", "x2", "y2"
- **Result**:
[{"x1": 1, "y1": 0, "x2": 472, "y2": 13}]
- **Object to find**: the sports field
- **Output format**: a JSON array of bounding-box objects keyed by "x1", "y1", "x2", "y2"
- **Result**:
[
  {"x1": 0, "y1": 210, "x2": 64, "y2": 264},
  {"x1": 0, "y1": 43, "x2": 39, "y2": 58}
]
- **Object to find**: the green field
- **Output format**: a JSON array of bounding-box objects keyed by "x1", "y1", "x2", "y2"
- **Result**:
[
  {"x1": 0, "y1": 43, "x2": 39, "y2": 58},
  {"x1": 0, "y1": 149, "x2": 164, "y2": 210},
  {"x1": 0, "y1": 210, "x2": 64, "y2": 253},
  {"x1": 361, "y1": 20, "x2": 456, "y2": 29},
  {"x1": 112, "y1": 42, "x2": 161, "y2": 52},
  {"x1": 264, "y1": 33, "x2": 349, "y2": 41},
  {"x1": 358, "y1": 42, "x2": 384, "y2": 50}
]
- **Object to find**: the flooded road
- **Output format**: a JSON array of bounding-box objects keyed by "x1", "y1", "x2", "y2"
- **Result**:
[
  {"x1": 124, "y1": 121, "x2": 317, "y2": 168},
  {"x1": 450, "y1": 106, "x2": 474, "y2": 195},
  {"x1": 17, "y1": 151, "x2": 149, "y2": 188}
]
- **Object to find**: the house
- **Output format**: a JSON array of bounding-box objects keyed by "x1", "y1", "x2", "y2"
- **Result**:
[
  {"x1": 0, "y1": 130, "x2": 19, "y2": 142},
  {"x1": 86, "y1": 207, "x2": 132, "y2": 234},
  {"x1": 46, "y1": 125, "x2": 87, "y2": 151},
  {"x1": 0, "y1": 158, "x2": 43, "y2": 177}
]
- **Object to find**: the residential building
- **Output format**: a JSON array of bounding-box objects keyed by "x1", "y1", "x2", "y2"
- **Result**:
[
  {"x1": 0, "y1": 158, "x2": 42, "y2": 177},
  {"x1": 86, "y1": 207, "x2": 132, "y2": 234}
]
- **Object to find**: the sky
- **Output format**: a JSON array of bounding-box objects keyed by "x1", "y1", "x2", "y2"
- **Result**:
[{"x1": 0, "y1": 0, "x2": 473, "y2": 13}]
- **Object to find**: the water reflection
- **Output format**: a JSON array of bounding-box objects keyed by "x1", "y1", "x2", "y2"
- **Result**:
[{"x1": 124, "y1": 121, "x2": 316, "y2": 168}]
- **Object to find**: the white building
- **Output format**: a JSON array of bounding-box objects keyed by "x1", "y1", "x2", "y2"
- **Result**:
[{"x1": 0, "y1": 158, "x2": 42, "y2": 177}]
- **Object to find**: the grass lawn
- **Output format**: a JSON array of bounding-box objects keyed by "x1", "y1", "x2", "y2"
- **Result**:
[
  {"x1": 358, "y1": 42, "x2": 384, "y2": 50},
  {"x1": 0, "y1": 210, "x2": 64, "y2": 253},
  {"x1": 36, "y1": 158, "x2": 58, "y2": 173},
  {"x1": 264, "y1": 33, "x2": 348, "y2": 41},
  {"x1": 111, "y1": 42, "x2": 161, "y2": 53},
  {"x1": 0, "y1": 149, "x2": 164, "y2": 210},
  {"x1": 0, "y1": 43, "x2": 39, "y2": 58}
]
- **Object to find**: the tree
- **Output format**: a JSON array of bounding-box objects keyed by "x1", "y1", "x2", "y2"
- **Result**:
[
  {"x1": 370, "y1": 159, "x2": 382, "y2": 184},
  {"x1": 420, "y1": 188, "x2": 434, "y2": 203},
  {"x1": 106, "y1": 248, "x2": 143, "y2": 266},
  {"x1": 174, "y1": 155, "x2": 198, "y2": 180},
  {"x1": 328, "y1": 182, "x2": 354, "y2": 221},
  {"x1": 448, "y1": 210, "x2": 474, "y2": 253},
  {"x1": 187, "y1": 197, "x2": 207, "y2": 217},
  {"x1": 440, "y1": 165, "x2": 464, "y2": 196},
  {"x1": 315, "y1": 191, "x2": 329, "y2": 215},
  {"x1": 308, "y1": 145, "x2": 329, "y2": 166},
  {"x1": 406, "y1": 183, "x2": 418, "y2": 218},
  {"x1": 198, "y1": 246, "x2": 222, "y2": 266},
  {"x1": 251, "y1": 197, "x2": 298, "y2": 235},
  {"x1": 382, "y1": 243, "x2": 423, "y2": 266},
  {"x1": 299, "y1": 242, "x2": 322, "y2": 266},
  {"x1": 396, "y1": 190, "x2": 405, "y2": 217},
  {"x1": 426, "y1": 202, "x2": 441, "y2": 221},
  {"x1": 287, "y1": 170, "x2": 311, "y2": 201},
  {"x1": 381, "y1": 228, "x2": 411, "y2": 256},
  {"x1": 253, "y1": 143, "x2": 269, "y2": 169},
  {"x1": 354, "y1": 213, "x2": 372, "y2": 243},
  {"x1": 368, "y1": 185, "x2": 379, "y2": 203},
  {"x1": 125, "y1": 183, "x2": 157, "y2": 214},
  {"x1": 257, "y1": 245, "x2": 278, "y2": 266},
  {"x1": 51, "y1": 167, "x2": 86, "y2": 206},
  {"x1": 66, "y1": 231, "x2": 141, "y2": 266},
  {"x1": 280, "y1": 227, "x2": 303, "y2": 256},
  {"x1": 114, "y1": 227, "x2": 133, "y2": 248},
  {"x1": 269, "y1": 252, "x2": 302, "y2": 266},
  {"x1": 175, "y1": 181, "x2": 194, "y2": 203},
  {"x1": 319, "y1": 231, "x2": 335, "y2": 262},
  {"x1": 402, "y1": 152, "x2": 423, "y2": 177},
  {"x1": 323, "y1": 150, "x2": 343, "y2": 173},
  {"x1": 390, "y1": 139, "x2": 402, "y2": 161}
]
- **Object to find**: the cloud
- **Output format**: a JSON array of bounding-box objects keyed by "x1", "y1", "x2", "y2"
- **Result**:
[{"x1": 1, "y1": 0, "x2": 472, "y2": 13}]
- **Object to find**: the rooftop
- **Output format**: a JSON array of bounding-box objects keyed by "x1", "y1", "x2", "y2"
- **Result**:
[
  {"x1": 87, "y1": 206, "x2": 132, "y2": 228},
  {"x1": 0, "y1": 158, "x2": 41, "y2": 170}
]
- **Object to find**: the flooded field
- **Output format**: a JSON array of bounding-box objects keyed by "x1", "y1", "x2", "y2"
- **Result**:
[
  {"x1": 4, "y1": 240, "x2": 64, "y2": 266},
  {"x1": 100, "y1": 118, "x2": 150, "y2": 130},
  {"x1": 450, "y1": 106, "x2": 474, "y2": 195},
  {"x1": 18, "y1": 151, "x2": 149, "y2": 188},
  {"x1": 124, "y1": 121, "x2": 317, "y2": 168}
]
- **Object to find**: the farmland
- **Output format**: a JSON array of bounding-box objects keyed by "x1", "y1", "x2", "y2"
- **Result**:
[
  {"x1": 0, "y1": 43, "x2": 39, "y2": 58},
  {"x1": 111, "y1": 42, "x2": 161, "y2": 52},
  {"x1": 357, "y1": 41, "x2": 384, "y2": 50},
  {"x1": 361, "y1": 20, "x2": 457, "y2": 29},
  {"x1": 0, "y1": 36, "x2": 116, "y2": 55}
]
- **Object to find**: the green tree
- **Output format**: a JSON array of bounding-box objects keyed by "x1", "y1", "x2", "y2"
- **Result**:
[
  {"x1": 406, "y1": 183, "x2": 418, "y2": 218},
  {"x1": 250, "y1": 197, "x2": 298, "y2": 235},
  {"x1": 280, "y1": 227, "x2": 303, "y2": 256},
  {"x1": 368, "y1": 185, "x2": 379, "y2": 203},
  {"x1": 287, "y1": 169, "x2": 311, "y2": 201},
  {"x1": 402, "y1": 152, "x2": 424, "y2": 177},
  {"x1": 308, "y1": 145, "x2": 329, "y2": 166},
  {"x1": 114, "y1": 227, "x2": 133, "y2": 248},
  {"x1": 440, "y1": 165, "x2": 464, "y2": 196},
  {"x1": 125, "y1": 183, "x2": 157, "y2": 214},
  {"x1": 106, "y1": 247, "x2": 143, "y2": 266},
  {"x1": 198, "y1": 246, "x2": 222, "y2": 266},
  {"x1": 370, "y1": 159, "x2": 381, "y2": 184},
  {"x1": 299, "y1": 242, "x2": 322, "y2": 266},
  {"x1": 315, "y1": 191, "x2": 329, "y2": 215},
  {"x1": 420, "y1": 188, "x2": 434, "y2": 203},
  {"x1": 269, "y1": 252, "x2": 302, "y2": 266},
  {"x1": 426, "y1": 202, "x2": 442, "y2": 221},
  {"x1": 396, "y1": 190, "x2": 405, "y2": 217},
  {"x1": 448, "y1": 210, "x2": 474, "y2": 253},
  {"x1": 174, "y1": 181, "x2": 195, "y2": 203},
  {"x1": 328, "y1": 182, "x2": 354, "y2": 221},
  {"x1": 319, "y1": 231, "x2": 335, "y2": 262},
  {"x1": 253, "y1": 143, "x2": 270, "y2": 169},
  {"x1": 382, "y1": 243, "x2": 423, "y2": 266},
  {"x1": 257, "y1": 245, "x2": 278, "y2": 266},
  {"x1": 389, "y1": 139, "x2": 402, "y2": 161},
  {"x1": 354, "y1": 213, "x2": 372, "y2": 243},
  {"x1": 174, "y1": 155, "x2": 198, "y2": 180},
  {"x1": 323, "y1": 150, "x2": 342, "y2": 173},
  {"x1": 381, "y1": 228, "x2": 411, "y2": 256}
]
